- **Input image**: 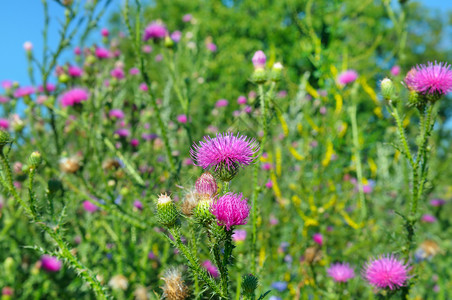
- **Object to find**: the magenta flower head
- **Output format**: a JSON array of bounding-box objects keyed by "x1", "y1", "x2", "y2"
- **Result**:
[
  {"x1": 0, "y1": 96, "x2": 9, "y2": 103},
  {"x1": 110, "y1": 67, "x2": 125, "y2": 80},
  {"x1": 327, "y1": 263, "x2": 355, "y2": 283},
  {"x1": 190, "y1": 132, "x2": 259, "y2": 181},
  {"x1": 13, "y1": 86, "x2": 35, "y2": 98},
  {"x1": 101, "y1": 28, "x2": 109, "y2": 37},
  {"x1": 60, "y1": 88, "x2": 89, "y2": 107},
  {"x1": 210, "y1": 192, "x2": 250, "y2": 230},
  {"x1": 109, "y1": 109, "x2": 125, "y2": 119},
  {"x1": 337, "y1": 70, "x2": 358, "y2": 85},
  {"x1": 202, "y1": 260, "x2": 219, "y2": 278},
  {"x1": 404, "y1": 61, "x2": 452, "y2": 100},
  {"x1": 41, "y1": 255, "x2": 62, "y2": 272},
  {"x1": 68, "y1": 65, "x2": 83, "y2": 77},
  {"x1": 421, "y1": 214, "x2": 437, "y2": 223},
  {"x1": 176, "y1": 114, "x2": 188, "y2": 124},
  {"x1": 0, "y1": 118, "x2": 10, "y2": 130},
  {"x1": 206, "y1": 43, "x2": 217, "y2": 52},
  {"x1": 252, "y1": 50, "x2": 266, "y2": 69},
  {"x1": 215, "y1": 99, "x2": 229, "y2": 108},
  {"x1": 430, "y1": 198, "x2": 446, "y2": 207},
  {"x1": 195, "y1": 172, "x2": 218, "y2": 198},
  {"x1": 363, "y1": 254, "x2": 410, "y2": 290},
  {"x1": 82, "y1": 200, "x2": 98, "y2": 213},
  {"x1": 129, "y1": 67, "x2": 139, "y2": 75},
  {"x1": 312, "y1": 233, "x2": 324, "y2": 246},
  {"x1": 143, "y1": 21, "x2": 168, "y2": 41},
  {"x1": 95, "y1": 47, "x2": 110, "y2": 59},
  {"x1": 232, "y1": 229, "x2": 247, "y2": 242},
  {"x1": 391, "y1": 65, "x2": 401, "y2": 76},
  {"x1": 182, "y1": 14, "x2": 192, "y2": 22}
]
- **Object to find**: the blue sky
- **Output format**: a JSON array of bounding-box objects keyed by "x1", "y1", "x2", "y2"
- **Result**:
[{"x1": 0, "y1": 0, "x2": 451, "y2": 88}]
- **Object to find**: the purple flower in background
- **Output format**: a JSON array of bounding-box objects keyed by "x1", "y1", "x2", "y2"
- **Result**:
[
  {"x1": 391, "y1": 65, "x2": 401, "y2": 76},
  {"x1": 430, "y1": 198, "x2": 446, "y2": 207},
  {"x1": 68, "y1": 65, "x2": 83, "y2": 77},
  {"x1": 177, "y1": 114, "x2": 188, "y2": 124},
  {"x1": 155, "y1": 54, "x2": 163, "y2": 62},
  {"x1": 142, "y1": 45, "x2": 152, "y2": 53},
  {"x1": 134, "y1": 200, "x2": 143, "y2": 210},
  {"x1": 232, "y1": 229, "x2": 247, "y2": 242},
  {"x1": 0, "y1": 96, "x2": 9, "y2": 103},
  {"x1": 143, "y1": 22, "x2": 168, "y2": 41},
  {"x1": 101, "y1": 28, "x2": 109, "y2": 37},
  {"x1": 313, "y1": 233, "x2": 323, "y2": 246},
  {"x1": 37, "y1": 83, "x2": 56, "y2": 93},
  {"x1": 95, "y1": 47, "x2": 110, "y2": 59},
  {"x1": 202, "y1": 260, "x2": 219, "y2": 278},
  {"x1": 109, "y1": 109, "x2": 125, "y2": 119},
  {"x1": 182, "y1": 14, "x2": 192, "y2": 22},
  {"x1": 265, "y1": 180, "x2": 273, "y2": 189},
  {"x1": 1, "y1": 80, "x2": 13, "y2": 90},
  {"x1": 60, "y1": 88, "x2": 89, "y2": 107},
  {"x1": 252, "y1": 50, "x2": 266, "y2": 68},
  {"x1": 404, "y1": 61, "x2": 452, "y2": 96},
  {"x1": 337, "y1": 70, "x2": 358, "y2": 85},
  {"x1": 215, "y1": 99, "x2": 229, "y2": 107},
  {"x1": 115, "y1": 128, "x2": 130, "y2": 138},
  {"x1": 74, "y1": 47, "x2": 82, "y2": 55},
  {"x1": 210, "y1": 192, "x2": 250, "y2": 230},
  {"x1": 363, "y1": 254, "x2": 410, "y2": 290},
  {"x1": 13, "y1": 86, "x2": 34, "y2": 98},
  {"x1": 41, "y1": 255, "x2": 62, "y2": 272},
  {"x1": 129, "y1": 67, "x2": 139, "y2": 75},
  {"x1": 130, "y1": 139, "x2": 139, "y2": 147},
  {"x1": 111, "y1": 68, "x2": 125, "y2": 80},
  {"x1": 271, "y1": 281, "x2": 287, "y2": 292},
  {"x1": 191, "y1": 132, "x2": 259, "y2": 172},
  {"x1": 421, "y1": 214, "x2": 437, "y2": 223},
  {"x1": 237, "y1": 95, "x2": 247, "y2": 105},
  {"x1": 327, "y1": 263, "x2": 355, "y2": 283},
  {"x1": 139, "y1": 83, "x2": 148, "y2": 92},
  {"x1": 206, "y1": 42, "x2": 217, "y2": 52},
  {"x1": 0, "y1": 119, "x2": 10, "y2": 130},
  {"x1": 171, "y1": 31, "x2": 182, "y2": 42},
  {"x1": 82, "y1": 200, "x2": 99, "y2": 213}
]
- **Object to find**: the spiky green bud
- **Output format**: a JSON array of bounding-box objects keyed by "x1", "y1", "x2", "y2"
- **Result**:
[
  {"x1": 212, "y1": 162, "x2": 239, "y2": 182},
  {"x1": 0, "y1": 130, "x2": 11, "y2": 150},
  {"x1": 380, "y1": 78, "x2": 395, "y2": 101},
  {"x1": 270, "y1": 62, "x2": 283, "y2": 82},
  {"x1": 251, "y1": 68, "x2": 267, "y2": 84},
  {"x1": 156, "y1": 194, "x2": 179, "y2": 227},
  {"x1": 28, "y1": 151, "x2": 42, "y2": 169},
  {"x1": 407, "y1": 90, "x2": 426, "y2": 109},
  {"x1": 241, "y1": 274, "x2": 259, "y2": 296},
  {"x1": 193, "y1": 198, "x2": 214, "y2": 224}
]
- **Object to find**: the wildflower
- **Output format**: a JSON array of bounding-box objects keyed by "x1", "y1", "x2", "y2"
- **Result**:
[
  {"x1": 95, "y1": 47, "x2": 110, "y2": 59},
  {"x1": 242, "y1": 274, "x2": 259, "y2": 297},
  {"x1": 41, "y1": 255, "x2": 62, "y2": 272},
  {"x1": 202, "y1": 260, "x2": 219, "y2": 278},
  {"x1": 206, "y1": 42, "x2": 217, "y2": 52},
  {"x1": 23, "y1": 41, "x2": 33, "y2": 52},
  {"x1": 195, "y1": 172, "x2": 218, "y2": 198},
  {"x1": 115, "y1": 128, "x2": 130, "y2": 138},
  {"x1": 421, "y1": 214, "x2": 436, "y2": 223},
  {"x1": 171, "y1": 31, "x2": 182, "y2": 43},
  {"x1": 337, "y1": 70, "x2": 358, "y2": 85},
  {"x1": 139, "y1": 83, "x2": 149, "y2": 92},
  {"x1": 182, "y1": 14, "x2": 192, "y2": 22},
  {"x1": 0, "y1": 96, "x2": 9, "y2": 103},
  {"x1": 391, "y1": 65, "x2": 401, "y2": 76},
  {"x1": 271, "y1": 281, "x2": 287, "y2": 292},
  {"x1": 60, "y1": 88, "x2": 89, "y2": 107},
  {"x1": 381, "y1": 77, "x2": 395, "y2": 100},
  {"x1": 74, "y1": 47, "x2": 82, "y2": 55},
  {"x1": 327, "y1": 263, "x2": 355, "y2": 283},
  {"x1": 430, "y1": 198, "x2": 446, "y2": 207},
  {"x1": 176, "y1": 114, "x2": 188, "y2": 124},
  {"x1": 0, "y1": 119, "x2": 9, "y2": 130},
  {"x1": 134, "y1": 200, "x2": 143, "y2": 210},
  {"x1": 68, "y1": 65, "x2": 83, "y2": 77},
  {"x1": 111, "y1": 67, "x2": 125, "y2": 80},
  {"x1": 215, "y1": 99, "x2": 229, "y2": 107},
  {"x1": 143, "y1": 22, "x2": 168, "y2": 41},
  {"x1": 101, "y1": 28, "x2": 109, "y2": 37},
  {"x1": 237, "y1": 95, "x2": 247, "y2": 105},
  {"x1": 109, "y1": 274, "x2": 128, "y2": 290},
  {"x1": 404, "y1": 61, "x2": 452, "y2": 98},
  {"x1": 265, "y1": 180, "x2": 273, "y2": 189},
  {"x1": 155, "y1": 54, "x2": 163, "y2": 62},
  {"x1": 142, "y1": 45, "x2": 152, "y2": 53},
  {"x1": 363, "y1": 254, "x2": 410, "y2": 290},
  {"x1": 83, "y1": 200, "x2": 99, "y2": 213},
  {"x1": 129, "y1": 67, "x2": 139, "y2": 75},
  {"x1": 161, "y1": 268, "x2": 189, "y2": 300},
  {"x1": 232, "y1": 229, "x2": 247, "y2": 242},
  {"x1": 13, "y1": 86, "x2": 34, "y2": 98},
  {"x1": 191, "y1": 132, "x2": 259, "y2": 181},
  {"x1": 210, "y1": 192, "x2": 250, "y2": 230},
  {"x1": 252, "y1": 50, "x2": 266, "y2": 69},
  {"x1": 313, "y1": 233, "x2": 324, "y2": 246},
  {"x1": 109, "y1": 109, "x2": 125, "y2": 119}
]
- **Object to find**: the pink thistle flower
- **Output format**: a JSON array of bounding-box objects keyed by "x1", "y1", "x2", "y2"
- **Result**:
[
  {"x1": 115, "y1": 128, "x2": 130, "y2": 138},
  {"x1": 37, "y1": 83, "x2": 56, "y2": 93},
  {"x1": 252, "y1": 50, "x2": 266, "y2": 68},
  {"x1": 265, "y1": 180, "x2": 273, "y2": 189},
  {"x1": 210, "y1": 192, "x2": 250, "y2": 230},
  {"x1": 206, "y1": 43, "x2": 217, "y2": 52},
  {"x1": 363, "y1": 254, "x2": 410, "y2": 290},
  {"x1": 237, "y1": 95, "x2": 247, "y2": 105},
  {"x1": 0, "y1": 96, "x2": 9, "y2": 103},
  {"x1": 129, "y1": 67, "x2": 139, "y2": 75},
  {"x1": 95, "y1": 47, "x2": 110, "y2": 59},
  {"x1": 191, "y1": 132, "x2": 259, "y2": 173},
  {"x1": 134, "y1": 200, "x2": 143, "y2": 210},
  {"x1": 182, "y1": 14, "x2": 192, "y2": 22},
  {"x1": 139, "y1": 83, "x2": 148, "y2": 92},
  {"x1": 337, "y1": 70, "x2": 358, "y2": 85},
  {"x1": 41, "y1": 255, "x2": 62, "y2": 272},
  {"x1": 171, "y1": 31, "x2": 182, "y2": 42},
  {"x1": 0, "y1": 118, "x2": 10, "y2": 130},
  {"x1": 68, "y1": 65, "x2": 83, "y2": 77},
  {"x1": 327, "y1": 263, "x2": 355, "y2": 283},
  {"x1": 13, "y1": 86, "x2": 34, "y2": 98},
  {"x1": 131, "y1": 138, "x2": 139, "y2": 147},
  {"x1": 142, "y1": 45, "x2": 152, "y2": 53},
  {"x1": 195, "y1": 172, "x2": 218, "y2": 197},
  {"x1": 82, "y1": 200, "x2": 99, "y2": 213},
  {"x1": 421, "y1": 214, "x2": 436, "y2": 223},
  {"x1": 2, "y1": 80, "x2": 13, "y2": 90},
  {"x1": 313, "y1": 233, "x2": 324, "y2": 246},
  {"x1": 215, "y1": 99, "x2": 229, "y2": 107},
  {"x1": 202, "y1": 260, "x2": 219, "y2": 278},
  {"x1": 143, "y1": 22, "x2": 168, "y2": 41},
  {"x1": 404, "y1": 61, "x2": 452, "y2": 96},
  {"x1": 155, "y1": 54, "x2": 163, "y2": 62},
  {"x1": 391, "y1": 65, "x2": 401, "y2": 76},
  {"x1": 244, "y1": 106, "x2": 252, "y2": 114},
  {"x1": 232, "y1": 229, "x2": 247, "y2": 242},
  {"x1": 74, "y1": 47, "x2": 82, "y2": 55},
  {"x1": 430, "y1": 198, "x2": 446, "y2": 207},
  {"x1": 109, "y1": 109, "x2": 125, "y2": 119},
  {"x1": 176, "y1": 114, "x2": 188, "y2": 124},
  {"x1": 60, "y1": 88, "x2": 89, "y2": 107},
  {"x1": 110, "y1": 67, "x2": 125, "y2": 80},
  {"x1": 101, "y1": 28, "x2": 109, "y2": 37}
]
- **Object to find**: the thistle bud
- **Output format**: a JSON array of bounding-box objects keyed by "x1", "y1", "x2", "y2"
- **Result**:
[
  {"x1": 241, "y1": 274, "x2": 259, "y2": 297},
  {"x1": 252, "y1": 51, "x2": 266, "y2": 69},
  {"x1": 251, "y1": 68, "x2": 267, "y2": 84},
  {"x1": 164, "y1": 36, "x2": 175, "y2": 49},
  {"x1": 28, "y1": 151, "x2": 42, "y2": 169},
  {"x1": 380, "y1": 78, "x2": 395, "y2": 101},
  {"x1": 58, "y1": 74, "x2": 70, "y2": 83},
  {"x1": 0, "y1": 130, "x2": 11, "y2": 150},
  {"x1": 212, "y1": 162, "x2": 239, "y2": 182},
  {"x1": 193, "y1": 198, "x2": 214, "y2": 224},
  {"x1": 156, "y1": 193, "x2": 179, "y2": 227},
  {"x1": 407, "y1": 90, "x2": 426, "y2": 109},
  {"x1": 195, "y1": 172, "x2": 217, "y2": 198},
  {"x1": 270, "y1": 62, "x2": 283, "y2": 82}
]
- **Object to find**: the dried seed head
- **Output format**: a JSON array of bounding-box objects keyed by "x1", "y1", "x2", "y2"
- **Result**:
[
  {"x1": 181, "y1": 190, "x2": 199, "y2": 216},
  {"x1": 108, "y1": 274, "x2": 129, "y2": 290},
  {"x1": 161, "y1": 267, "x2": 189, "y2": 300},
  {"x1": 59, "y1": 157, "x2": 81, "y2": 173}
]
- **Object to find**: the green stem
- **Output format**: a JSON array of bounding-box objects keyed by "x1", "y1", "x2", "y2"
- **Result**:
[
  {"x1": 213, "y1": 243, "x2": 229, "y2": 298},
  {"x1": 348, "y1": 105, "x2": 367, "y2": 220}
]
